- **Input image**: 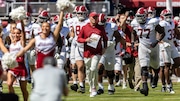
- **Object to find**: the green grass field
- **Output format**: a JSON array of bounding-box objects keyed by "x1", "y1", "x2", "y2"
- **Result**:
[{"x1": 2, "y1": 81, "x2": 180, "y2": 101}]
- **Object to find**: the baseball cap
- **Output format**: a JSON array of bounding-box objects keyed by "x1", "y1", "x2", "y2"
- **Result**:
[{"x1": 89, "y1": 12, "x2": 98, "y2": 17}]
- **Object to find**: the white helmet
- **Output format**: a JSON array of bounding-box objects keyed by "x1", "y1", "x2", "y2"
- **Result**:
[
  {"x1": 135, "y1": 7, "x2": 147, "y2": 24},
  {"x1": 160, "y1": 9, "x2": 173, "y2": 22},
  {"x1": 76, "y1": 5, "x2": 88, "y2": 21}
]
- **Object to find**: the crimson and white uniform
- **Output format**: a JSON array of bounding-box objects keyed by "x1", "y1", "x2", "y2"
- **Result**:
[
  {"x1": 159, "y1": 20, "x2": 180, "y2": 66},
  {"x1": 9, "y1": 41, "x2": 27, "y2": 80},
  {"x1": 70, "y1": 19, "x2": 89, "y2": 64},
  {"x1": 31, "y1": 23, "x2": 42, "y2": 36},
  {"x1": 131, "y1": 18, "x2": 160, "y2": 69},
  {"x1": 99, "y1": 22, "x2": 118, "y2": 70},
  {"x1": 35, "y1": 33, "x2": 56, "y2": 68}
]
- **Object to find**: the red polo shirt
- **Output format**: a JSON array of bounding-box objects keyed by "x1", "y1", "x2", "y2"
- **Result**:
[{"x1": 78, "y1": 23, "x2": 108, "y2": 58}]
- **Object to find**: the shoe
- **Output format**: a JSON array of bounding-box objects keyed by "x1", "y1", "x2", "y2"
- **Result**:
[
  {"x1": 108, "y1": 89, "x2": 115, "y2": 95},
  {"x1": 70, "y1": 84, "x2": 78, "y2": 92},
  {"x1": 167, "y1": 87, "x2": 175, "y2": 94},
  {"x1": 151, "y1": 84, "x2": 157, "y2": 89},
  {"x1": 128, "y1": 79, "x2": 134, "y2": 89},
  {"x1": 122, "y1": 83, "x2": 127, "y2": 89},
  {"x1": 77, "y1": 86, "x2": 85, "y2": 93},
  {"x1": 151, "y1": 75, "x2": 158, "y2": 89},
  {"x1": 134, "y1": 87, "x2": 140, "y2": 92},
  {"x1": 97, "y1": 89, "x2": 104, "y2": 95},
  {"x1": 90, "y1": 88, "x2": 97, "y2": 97},
  {"x1": 140, "y1": 83, "x2": 149, "y2": 96},
  {"x1": 115, "y1": 80, "x2": 121, "y2": 87},
  {"x1": 161, "y1": 87, "x2": 166, "y2": 92}
]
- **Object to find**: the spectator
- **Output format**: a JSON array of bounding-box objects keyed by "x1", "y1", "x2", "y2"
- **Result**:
[{"x1": 30, "y1": 57, "x2": 68, "y2": 101}]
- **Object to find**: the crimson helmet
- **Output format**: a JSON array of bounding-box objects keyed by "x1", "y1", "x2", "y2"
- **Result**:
[
  {"x1": 135, "y1": 7, "x2": 147, "y2": 24},
  {"x1": 160, "y1": 9, "x2": 172, "y2": 22},
  {"x1": 147, "y1": 6, "x2": 156, "y2": 19},
  {"x1": 38, "y1": 10, "x2": 51, "y2": 23},
  {"x1": 98, "y1": 13, "x2": 106, "y2": 25},
  {"x1": 107, "y1": 17, "x2": 116, "y2": 23},
  {"x1": 76, "y1": 5, "x2": 88, "y2": 21},
  {"x1": 65, "y1": 13, "x2": 73, "y2": 20}
]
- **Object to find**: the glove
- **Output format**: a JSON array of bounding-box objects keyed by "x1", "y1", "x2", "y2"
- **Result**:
[
  {"x1": 151, "y1": 40, "x2": 159, "y2": 48},
  {"x1": 30, "y1": 50, "x2": 36, "y2": 57},
  {"x1": 54, "y1": 53, "x2": 60, "y2": 59}
]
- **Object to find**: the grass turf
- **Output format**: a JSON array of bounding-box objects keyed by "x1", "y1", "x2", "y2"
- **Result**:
[{"x1": 1, "y1": 82, "x2": 180, "y2": 101}]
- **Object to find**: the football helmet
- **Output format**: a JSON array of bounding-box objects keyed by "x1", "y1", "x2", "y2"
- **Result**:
[
  {"x1": 23, "y1": 12, "x2": 31, "y2": 26},
  {"x1": 72, "y1": 6, "x2": 80, "y2": 16},
  {"x1": 160, "y1": 9, "x2": 172, "y2": 22},
  {"x1": 107, "y1": 17, "x2": 116, "y2": 23},
  {"x1": 37, "y1": 10, "x2": 51, "y2": 23},
  {"x1": 65, "y1": 13, "x2": 73, "y2": 20},
  {"x1": 126, "y1": 16, "x2": 134, "y2": 24},
  {"x1": 77, "y1": 5, "x2": 88, "y2": 21},
  {"x1": 53, "y1": 15, "x2": 59, "y2": 23},
  {"x1": 147, "y1": 6, "x2": 156, "y2": 19},
  {"x1": 98, "y1": 13, "x2": 106, "y2": 25},
  {"x1": 135, "y1": 7, "x2": 147, "y2": 24}
]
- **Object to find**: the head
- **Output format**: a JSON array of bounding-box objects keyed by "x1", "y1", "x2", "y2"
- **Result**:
[
  {"x1": 43, "y1": 57, "x2": 57, "y2": 67},
  {"x1": 72, "y1": 6, "x2": 80, "y2": 17},
  {"x1": 160, "y1": 9, "x2": 173, "y2": 22},
  {"x1": 107, "y1": 17, "x2": 116, "y2": 23},
  {"x1": 126, "y1": 16, "x2": 134, "y2": 25},
  {"x1": 23, "y1": 12, "x2": 31, "y2": 26},
  {"x1": 77, "y1": 5, "x2": 88, "y2": 21},
  {"x1": 135, "y1": 7, "x2": 147, "y2": 24},
  {"x1": 89, "y1": 12, "x2": 99, "y2": 26},
  {"x1": 11, "y1": 28, "x2": 21, "y2": 41},
  {"x1": 98, "y1": 13, "x2": 106, "y2": 25},
  {"x1": 147, "y1": 6, "x2": 156, "y2": 19},
  {"x1": 10, "y1": 22, "x2": 17, "y2": 33},
  {"x1": 64, "y1": 13, "x2": 73, "y2": 20},
  {"x1": 41, "y1": 22, "x2": 51, "y2": 36},
  {"x1": 37, "y1": 10, "x2": 51, "y2": 24},
  {"x1": 53, "y1": 15, "x2": 59, "y2": 24}
]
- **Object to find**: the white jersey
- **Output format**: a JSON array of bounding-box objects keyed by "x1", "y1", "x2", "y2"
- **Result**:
[
  {"x1": 131, "y1": 18, "x2": 159, "y2": 47},
  {"x1": 63, "y1": 17, "x2": 78, "y2": 28},
  {"x1": 9, "y1": 41, "x2": 23, "y2": 54},
  {"x1": 105, "y1": 22, "x2": 118, "y2": 41},
  {"x1": 159, "y1": 20, "x2": 175, "y2": 44},
  {"x1": 35, "y1": 33, "x2": 56, "y2": 55},
  {"x1": 31, "y1": 23, "x2": 42, "y2": 36}
]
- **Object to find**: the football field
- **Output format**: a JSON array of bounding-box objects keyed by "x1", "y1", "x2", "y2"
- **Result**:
[{"x1": 2, "y1": 81, "x2": 180, "y2": 101}]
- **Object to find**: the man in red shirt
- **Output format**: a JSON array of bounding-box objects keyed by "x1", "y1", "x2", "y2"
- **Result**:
[{"x1": 77, "y1": 12, "x2": 108, "y2": 97}]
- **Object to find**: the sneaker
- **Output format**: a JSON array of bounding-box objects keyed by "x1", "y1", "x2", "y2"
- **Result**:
[
  {"x1": 167, "y1": 87, "x2": 175, "y2": 94},
  {"x1": 70, "y1": 84, "x2": 78, "y2": 92},
  {"x1": 97, "y1": 89, "x2": 104, "y2": 95},
  {"x1": 134, "y1": 87, "x2": 140, "y2": 92},
  {"x1": 151, "y1": 84, "x2": 157, "y2": 89},
  {"x1": 115, "y1": 80, "x2": 121, "y2": 87},
  {"x1": 77, "y1": 86, "x2": 85, "y2": 93},
  {"x1": 90, "y1": 88, "x2": 97, "y2": 97},
  {"x1": 140, "y1": 83, "x2": 149, "y2": 96},
  {"x1": 161, "y1": 87, "x2": 166, "y2": 92},
  {"x1": 108, "y1": 89, "x2": 115, "y2": 95}
]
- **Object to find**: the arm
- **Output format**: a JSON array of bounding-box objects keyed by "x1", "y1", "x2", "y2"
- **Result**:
[
  {"x1": 53, "y1": 11, "x2": 64, "y2": 42},
  {"x1": 0, "y1": 38, "x2": 9, "y2": 53},
  {"x1": 155, "y1": 24, "x2": 165, "y2": 41},
  {"x1": 20, "y1": 20, "x2": 26, "y2": 47},
  {"x1": 113, "y1": 30, "x2": 126, "y2": 49},
  {"x1": 102, "y1": 28, "x2": 108, "y2": 49},
  {"x1": 16, "y1": 38, "x2": 35, "y2": 57},
  {"x1": 77, "y1": 27, "x2": 87, "y2": 43}
]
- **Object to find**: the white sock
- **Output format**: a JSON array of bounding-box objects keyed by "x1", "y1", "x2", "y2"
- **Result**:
[
  {"x1": 98, "y1": 83, "x2": 104, "y2": 89},
  {"x1": 73, "y1": 81, "x2": 77, "y2": 84},
  {"x1": 79, "y1": 82, "x2": 84, "y2": 87}
]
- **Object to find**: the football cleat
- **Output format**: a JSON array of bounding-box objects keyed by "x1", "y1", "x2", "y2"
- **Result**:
[{"x1": 70, "y1": 84, "x2": 79, "y2": 92}]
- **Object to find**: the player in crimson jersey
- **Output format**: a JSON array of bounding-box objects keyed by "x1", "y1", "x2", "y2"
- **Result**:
[{"x1": 131, "y1": 7, "x2": 165, "y2": 96}]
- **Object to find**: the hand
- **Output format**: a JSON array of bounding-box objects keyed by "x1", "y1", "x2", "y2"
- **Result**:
[
  {"x1": 30, "y1": 50, "x2": 36, "y2": 56},
  {"x1": 119, "y1": 49, "x2": 125, "y2": 56},
  {"x1": 85, "y1": 37, "x2": 91, "y2": 43},
  {"x1": 54, "y1": 53, "x2": 60, "y2": 59},
  {"x1": 151, "y1": 40, "x2": 159, "y2": 48}
]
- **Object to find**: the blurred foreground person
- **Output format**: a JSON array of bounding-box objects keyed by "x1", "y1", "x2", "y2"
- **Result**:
[{"x1": 30, "y1": 57, "x2": 68, "y2": 101}]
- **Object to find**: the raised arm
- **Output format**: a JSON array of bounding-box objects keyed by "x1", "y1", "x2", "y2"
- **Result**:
[
  {"x1": 0, "y1": 38, "x2": 8, "y2": 53},
  {"x1": 53, "y1": 11, "x2": 64, "y2": 42},
  {"x1": 20, "y1": 20, "x2": 26, "y2": 47}
]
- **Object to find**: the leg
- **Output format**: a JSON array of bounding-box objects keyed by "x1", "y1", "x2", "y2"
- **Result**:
[
  {"x1": 97, "y1": 63, "x2": 104, "y2": 95},
  {"x1": 19, "y1": 80, "x2": 29, "y2": 101},
  {"x1": 134, "y1": 57, "x2": 141, "y2": 91},
  {"x1": 77, "y1": 60, "x2": 85, "y2": 93},
  {"x1": 140, "y1": 66, "x2": 149, "y2": 96},
  {"x1": 106, "y1": 70, "x2": 115, "y2": 95},
  {"x1": 7, "y1": 72, "x2": 16, "y2": 93}
]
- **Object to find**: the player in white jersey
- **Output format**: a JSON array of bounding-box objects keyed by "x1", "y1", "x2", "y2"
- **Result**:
[
  {"x1": 51, "y1": 15, "x2": 71, "y2": 69},
  {"x1": 70, "y1": 5, "x2": 89, "y2": 93},
  {"x1": 158, "y1": 9, "x2": 180, "y2": 94},
  {"x1": 97, "y1": 13, "x2": 126, "y2": 95},
  {"x1": 131, "y1": 7, "x2": 165, "y2": 96},
  {"x1": 16, "y1": 12, "x2": 35, "y2": 83}
]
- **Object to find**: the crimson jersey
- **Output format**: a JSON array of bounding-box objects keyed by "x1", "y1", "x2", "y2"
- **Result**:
[{"x1": 78, "y1": 23, "x2": 108, "y2": 58}]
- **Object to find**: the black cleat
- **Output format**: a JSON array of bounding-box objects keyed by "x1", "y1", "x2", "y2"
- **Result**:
[
  {"x1": 77, "y1": 86, "x2": 85, "y2": 93},
  {"x1": 140, "y1": 83, "x2": 149, "y2": 96},
  {"x1": 108, "y1": 89, "x2": 115, "y2": 95},
  {"x1": 97, "y1": 89, "x2": 104, "y2": 95},
  {"x1": 128, "y1": 79, "x2": 134, "y2": 89},
  {"x1": 70, "y1": 84, "x2": 78, "y2": 92},
  {"x1": 161, "y1": 87, "x2": 166, "y2": 92}
]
